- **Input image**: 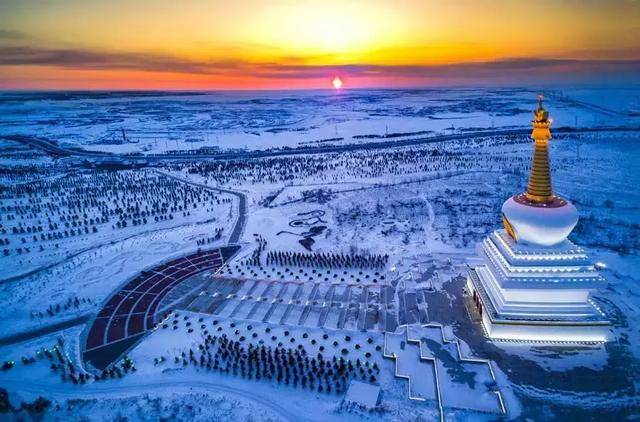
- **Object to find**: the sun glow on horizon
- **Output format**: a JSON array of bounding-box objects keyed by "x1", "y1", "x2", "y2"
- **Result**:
[{"x1": 332, "y1": 77, "x2": 343, "y2": 90}]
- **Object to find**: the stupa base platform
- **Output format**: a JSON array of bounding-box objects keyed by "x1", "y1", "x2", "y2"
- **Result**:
[{"x1": 467, "y1": 269, "x2": 610, "y2": 343}]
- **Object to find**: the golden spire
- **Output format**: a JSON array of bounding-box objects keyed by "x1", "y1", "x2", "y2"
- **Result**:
[{"x1": 526, "y1": 94, "x2": 553, "y2": 203}]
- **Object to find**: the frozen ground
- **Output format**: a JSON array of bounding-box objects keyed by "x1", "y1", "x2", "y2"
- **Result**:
[
  {"x1": 1, "y1": 87, "x2": 638, "y2": 155},
  {"x1": 0, "y1": 87, "x2": 638, "y2": 420}
]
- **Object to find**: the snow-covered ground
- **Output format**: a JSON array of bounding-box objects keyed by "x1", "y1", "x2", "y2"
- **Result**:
[
  {"x1": 0, "y1": 169, "x2": 236, "y2": 280},
  {"x1": 1, "y1": 87, "x2": 638, "y2": 155},
  {"x1": 0, "y1": 87, "x2": 639, "y2": 420}
]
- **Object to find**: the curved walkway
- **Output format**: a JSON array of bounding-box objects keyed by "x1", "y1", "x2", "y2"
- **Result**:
[{"x1": 154, "y1": 170, "x2": 247, "y2": 244}]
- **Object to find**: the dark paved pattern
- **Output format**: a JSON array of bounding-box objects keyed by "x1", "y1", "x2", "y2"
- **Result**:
[{"x1": 83, "y1": 246, "x2": 239, "y2": 371}]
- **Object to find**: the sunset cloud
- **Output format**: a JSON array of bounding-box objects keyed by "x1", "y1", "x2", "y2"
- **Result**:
[
  {"x1": 1, "y1": 43, "x2": 638, "y2": 85},
  {"x1": 1, "y1": 0, "x2": 639, "y2": 89}
]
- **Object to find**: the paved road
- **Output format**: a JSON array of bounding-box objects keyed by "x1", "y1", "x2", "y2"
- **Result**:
[
  {"x1": 0, "y1": 314, "x2": 91, "y2": 347},
  {"x1": 6, "y1": 126, "x2": 640, "y2": 163},
  {"x1": 154, "y1": 170, "x2": 247, "y2": 244}
]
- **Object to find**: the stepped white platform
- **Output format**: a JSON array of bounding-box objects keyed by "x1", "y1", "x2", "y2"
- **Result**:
[
  {"x1": 383, "y1": 324, "x2": 506, "y2": 417},
  {"x1": 467, "y1": 230, "x2": 610, "y2": 342}
]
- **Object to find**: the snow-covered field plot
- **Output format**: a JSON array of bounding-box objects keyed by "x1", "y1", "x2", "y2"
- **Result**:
[
  {"x1": 16, "y1": 390, "x2": 291, "y2": 422},
  {"x1": 174, "y1": 133, "x2": 538, "y2": 257},
  {"x1": 0, "y1": 168, "x2": 235, "y2": 280},
  {"x1": 268, "y1": 182, "x2": 378, "y2": 207},
  {"x1": 139, "y1": 310, "x2": 384, "y2": 370},
  {"x1": 552, "y1": 131, "x2": 640, "y2": 254},
  {"x1": 184, "y1": 276, "x2": 389, "y2": 332},
  {"x1": 176, "y1": 132, "x2": 529, "y2": 191},
  {"x1": 131, "y1": 311, "x2": 385, "y2": 401},
  {"x1": 384, "y1": 330, "x2": 437, "y2": 402}
]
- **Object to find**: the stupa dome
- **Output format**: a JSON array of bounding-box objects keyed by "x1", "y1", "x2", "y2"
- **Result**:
[{"x1": 502, "y1": 194, "x2": 578, "y2": 246}]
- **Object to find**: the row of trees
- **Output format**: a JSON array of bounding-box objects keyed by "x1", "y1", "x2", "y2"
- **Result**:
[
  {"x1": 246, "y1": 235, "x2": 267, "y2": 266},
  {"x1": 196, "y1": 227, "x2": 224, "y2": 246},
  {"x1": 266, "y1": 250, "x2": 388, "y2": 269}
]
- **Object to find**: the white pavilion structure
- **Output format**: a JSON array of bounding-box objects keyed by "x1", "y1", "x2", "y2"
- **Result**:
[{"x1": 466, "y1": 97, "x2": 610, "y2": 343}]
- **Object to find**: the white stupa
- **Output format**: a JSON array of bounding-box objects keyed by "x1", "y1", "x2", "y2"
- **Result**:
[{"x1": 466, "y1": 96, "x2": 610, "y2": 342}]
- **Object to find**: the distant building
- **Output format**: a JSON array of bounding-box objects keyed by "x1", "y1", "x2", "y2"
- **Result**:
[
  {"x1": 466, "y1": 97, "x2": 610, "y2": 343},
  {"x1": 84, "y1": 157, "x2": 147, "y2": 170}
]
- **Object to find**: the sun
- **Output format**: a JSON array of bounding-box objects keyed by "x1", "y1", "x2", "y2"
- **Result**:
[{"x1": 332, "y1": 77, "x2": 343, "y2": 90}]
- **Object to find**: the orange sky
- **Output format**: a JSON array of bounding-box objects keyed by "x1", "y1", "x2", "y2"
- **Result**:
[{"x1": 1, "y1": 0, "x2": 639, "y2": 89}]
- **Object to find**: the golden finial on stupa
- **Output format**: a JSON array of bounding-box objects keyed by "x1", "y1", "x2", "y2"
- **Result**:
[
  {"x1": 534, "y1": 94, "x2": 549, "y2": 123},
  {"x1": 526, "y1": 94, "x2": 554, "y2": 203}
]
